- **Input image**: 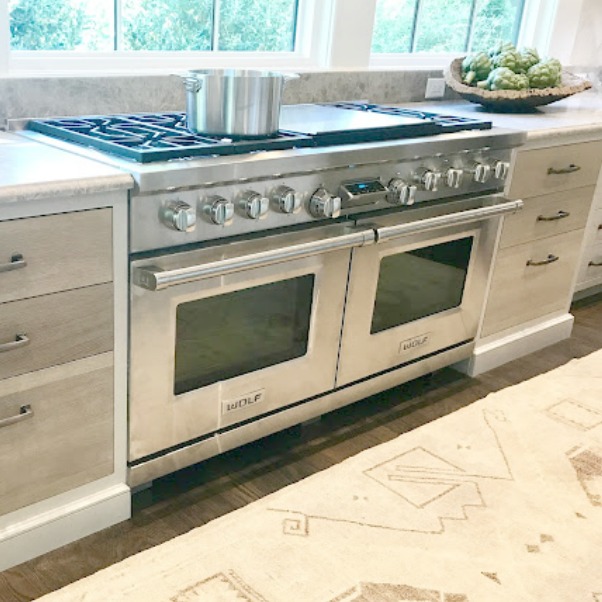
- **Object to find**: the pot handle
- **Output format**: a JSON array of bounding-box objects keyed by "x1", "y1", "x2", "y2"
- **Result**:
[{"x1": 183, "y1": 76, "x2": 203, "y2": 93}]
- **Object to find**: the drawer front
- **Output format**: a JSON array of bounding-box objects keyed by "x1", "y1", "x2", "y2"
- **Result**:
[
  {"x1": 508, "y1": 140, "x2": 602, "y2": 200},
  {"x1": 499, "y1": 186, "x2": 594, "y2": 249},
  {"x1": 0, "y1": 209, "x2": 112, "y2": 304},
  {"x1": 0, "y1": 283, "x2": 113, "y2": 380},
  {"x1": 577, "y1": 242, "x2": 602, "y2": 288},
  {"x1": 590, "y1": 209, "x2": 602, "y2": 246},
  {"x1": 482, "y1": 229, "x2": 583, "y2": 337},
  {"x1": 0, "y1": 366, "x2": 113, "y2": 516}
]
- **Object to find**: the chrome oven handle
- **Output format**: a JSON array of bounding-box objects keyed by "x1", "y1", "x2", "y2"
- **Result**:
[
  {"x1": 376, "y1": 199, "x2": 524, "y2": 244},
  {"x1": 133, "y1": 228, "x2": 375, "y2": 291}
]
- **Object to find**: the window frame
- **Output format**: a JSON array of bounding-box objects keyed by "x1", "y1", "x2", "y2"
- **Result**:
[
  {"x1": 0, "y1": 0, "x2": 581, "y2": 75},
  {"x1": 1, "y1": 0, "x2": 333, "y2": 74}
]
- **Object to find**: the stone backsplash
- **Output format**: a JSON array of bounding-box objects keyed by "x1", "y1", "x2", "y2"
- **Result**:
[{"x1": 0, "y1": 69, "x2": 457, "y2": 128}]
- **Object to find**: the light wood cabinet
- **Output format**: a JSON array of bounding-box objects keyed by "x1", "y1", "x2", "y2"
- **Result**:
[
  {"x1": 480, "y1": 140, "x2": 602, "y2": 340},
  {"x1": 0, "y1": 365, "x2": 113, "y2": 516},
  {"x1": 0, "y1": 209, "x2": 112, "y2": 304},
  {"x1": 482, "y1": 230, "x2": 583, "y2": 337},
  {"x1": 0, "y1": 208, "x2": 114, "y2": 517}
]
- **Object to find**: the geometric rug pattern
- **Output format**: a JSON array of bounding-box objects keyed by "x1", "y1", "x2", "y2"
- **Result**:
[{"x1": 36, "y1": 350, "x2": 602, "y2": 601}]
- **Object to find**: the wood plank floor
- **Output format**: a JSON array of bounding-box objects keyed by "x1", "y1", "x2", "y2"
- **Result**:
[{"x1": 1, "y1": 293, "x2": 601, "y2": 602}]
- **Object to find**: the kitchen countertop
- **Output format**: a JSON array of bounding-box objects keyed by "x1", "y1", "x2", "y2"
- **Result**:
[
  {"x1": 414, "y1": 89, "x2": 602, "y2": 148},
  {"x1": 0, "y1": 131, "x2": 133, "y2": 204}
]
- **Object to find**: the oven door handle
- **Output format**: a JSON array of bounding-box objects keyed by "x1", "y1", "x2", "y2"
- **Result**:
[
  {"x1": 133, "y1": 228, "x2": 376, "y2": 291},
  {"x1": 375, "y1": 199, "x2": 524, "y2": 243}
]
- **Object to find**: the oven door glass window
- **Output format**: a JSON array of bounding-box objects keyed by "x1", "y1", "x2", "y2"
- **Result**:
[
  {"x1": 174, "y1": 275, "x2": 314, "y2": 395},
  {"x1": 371, "y1": 237, "x2": 473, "y2": 334}
]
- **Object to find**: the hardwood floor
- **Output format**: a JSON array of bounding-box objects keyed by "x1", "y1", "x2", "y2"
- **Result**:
[{"x1": 1, "y1": 293, "x2": 601, "y2": 602}]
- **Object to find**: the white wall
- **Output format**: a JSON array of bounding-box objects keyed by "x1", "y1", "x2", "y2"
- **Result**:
[{"x1": 569, "y1": 0, "x2": 602, "y2": 67}]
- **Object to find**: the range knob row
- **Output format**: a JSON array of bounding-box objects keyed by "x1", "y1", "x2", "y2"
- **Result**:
[{"x1": 160, "y1": 185, "x2": 302, "y2": 231}]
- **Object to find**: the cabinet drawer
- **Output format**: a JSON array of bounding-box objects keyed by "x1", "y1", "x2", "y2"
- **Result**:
[
  {"x1": 482, "y1": 229, "x2": 583, "y2": 337},
  {"x1": 0, "y1": 209, "x2": 112, "y2": 304},
  {"x1": 0, "y1": 365, "x2": 113, "y2": 516},
  {"x1": 499, "y1": 186, "x2": 594, "y2": 249},
  {"x1": 589, "y1": 209, "x2": 602, "y2": 246},
  {"x1": 508, "y1": 140, "x2": 602, "y2": 199},
  {"x1": 578, "y1": 242, "x2": 602, "y2": 288},
  {"x1": 0, "y1": 283, "x2": 113, "y2": 380}
]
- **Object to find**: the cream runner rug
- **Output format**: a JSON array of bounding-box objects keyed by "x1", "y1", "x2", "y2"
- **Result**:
[{"x1": 39, "y1": 351, "x2": 602, "y2": 602}]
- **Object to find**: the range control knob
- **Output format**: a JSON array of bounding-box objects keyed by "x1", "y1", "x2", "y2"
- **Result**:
[
  {"x1": 387, "y1": 178, "x2": 417, "y2": 205},
  {"x1": 309, "y1": 188, "x2": 341, "y2": 219},
  {"x1": 444, "y1": 167, "x2": 464, "y2": 189},
  {"x1": 272, "y1": 185, "x2": 301, "y2": 214},
  {"x1": 205, "y1": 195, "x2": 234, "y2": 226},
  {"x1": 493, "y1": 160, "x2": 510, "y2": 180},
  {"x1": 160, "y1": 200, "x2": 196, "y2": 232},
  {"x1": 413, "y1": 168, "x2": 441, "y2": 192},
  {"x1": 239, "y1": 190, "x2": 269, "y2": 220},
  {"x1": 468, "y1": 161, "x2": 492, "y2": 183}
]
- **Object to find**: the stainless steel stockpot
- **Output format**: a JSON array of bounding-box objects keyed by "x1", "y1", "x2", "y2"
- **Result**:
[{"x1": 184, "y1": 69, "x2": 297, "y2": 137}]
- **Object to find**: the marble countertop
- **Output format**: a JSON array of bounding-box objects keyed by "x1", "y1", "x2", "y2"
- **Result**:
[
  {"x1": 0, "y1": 131, "x2": 133, "y2": 205},
  {"x1": 412, "y1": 90, "x2": 602, "y2": 148}
]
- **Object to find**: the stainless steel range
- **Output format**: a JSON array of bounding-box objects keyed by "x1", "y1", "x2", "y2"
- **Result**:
[{"x1": 27, "y1": 103, "x2": 526, "y2": 486}]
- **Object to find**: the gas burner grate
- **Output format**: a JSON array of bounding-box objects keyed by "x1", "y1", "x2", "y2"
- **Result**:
[
  {"x1": 28, "y1": 104, "x2": 493, "y2": 163},
  {"x1": 27, "y1": 112, "x2": 314, "y2": 163}
]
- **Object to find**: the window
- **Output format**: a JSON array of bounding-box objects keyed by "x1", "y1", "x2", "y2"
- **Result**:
[
  {"x1": 372, "y1": 0, "x2": 526, "y2": 54},
  {"x1": 8, "y1": 0, "x2": 299, "y2": 52}
]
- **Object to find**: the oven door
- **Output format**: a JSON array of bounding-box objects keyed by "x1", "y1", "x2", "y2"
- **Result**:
[
  {"x1": 336, "y1": 195, "x2": 523, "y2": 387},
  {"x1": 129, "y1": 224, "x2": 374, "y2": 462}
]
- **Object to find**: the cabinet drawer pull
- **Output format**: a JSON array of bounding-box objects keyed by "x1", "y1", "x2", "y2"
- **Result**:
[
  {"x1": 537, "y1": 210, "x2": 570, "y2": 222},
  {"x1": 0, "y1": 404, "x2": 33, "y2": 429},
  {"x1": 547, "y1": 164, "x2": 581, "y2": 175},
  {"x1": 527, "y1": 254, "x2": 559, "y2": 267},
  {"x1": 588, "y1": 260, "x2": 602, "y2": 267},
  {"x1": 0, "y1": 333, "x2": 30, "y2": 353},
  {"x1": 0, "y1": 253, "x2": 27, "y2": 273}
]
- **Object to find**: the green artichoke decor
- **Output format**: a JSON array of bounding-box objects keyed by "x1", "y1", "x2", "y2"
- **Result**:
[{"x1": 460, "y1": 40, "x2": 564, "y2": 92}]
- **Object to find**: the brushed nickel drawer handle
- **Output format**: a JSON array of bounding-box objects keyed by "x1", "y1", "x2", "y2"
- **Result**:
[
  {"x1": 0, "y1": 404, "x2": 33, "y2": 429},
  {"x1": 0, "y1": 253, "x2": 27, "y2": 273},
  {"x1": 537, "y1": 210, "x2": 570, "y2": 222},
  {"x1": 589, "y1": 260, "x2": 602, "y2": 267},
  {"x1": 0, "y1": 333, "x2": 30, "y2": 353},
  {"x1": 527, "y1": 254, "x2": 559, "y2": 267},
  {"x1": 547, "y1": 164, "x2": 581, "y2": 175}
]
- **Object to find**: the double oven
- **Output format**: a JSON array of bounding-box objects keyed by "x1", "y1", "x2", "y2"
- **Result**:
[{"x1": 127, "y1": 134, "x2": 523, "y2": 484}]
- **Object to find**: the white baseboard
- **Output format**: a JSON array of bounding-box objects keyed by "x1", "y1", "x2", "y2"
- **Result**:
[
  {"x1": 455, "y1": 314, "x2": 574, "y2": 377},
  {"x1": 0, "y1": 484, "x2": 131, "y2": 572}
]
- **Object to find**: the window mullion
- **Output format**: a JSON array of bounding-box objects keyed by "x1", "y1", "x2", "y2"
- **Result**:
[
  {"x1": 114, "y1": 0, "x2": 121, "y2": 51},
  {"x1": 409, "y1": 0, "x2": 422, "y2": 53},
  {"x1": 464, "y1": 0, "x2": 478, "y2": 52},
  {"x1": 212, "y1": 0, "x2": 221, "y2": 51},
  {"x1": 0, "y1": 0, "x2": 9, "y2": 74}
]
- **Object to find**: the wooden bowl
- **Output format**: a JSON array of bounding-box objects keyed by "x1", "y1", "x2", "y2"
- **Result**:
[{"x1": 444, "y1": 57, "x2": 592, "y2": 112}]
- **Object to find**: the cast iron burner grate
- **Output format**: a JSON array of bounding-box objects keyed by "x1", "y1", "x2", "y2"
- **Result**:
[
  {"x1": 27, "y1": 112, "x2": 314, "y2": 163},
  {"x1": 27, "y1": 104, "x2": 492, "y2": 163}
]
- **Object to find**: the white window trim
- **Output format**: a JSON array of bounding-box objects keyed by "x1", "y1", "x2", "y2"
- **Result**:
[
  {"x1": 0, "y1": 0, "x2": 579, "y2": 76},
  {"x1": 366, "y1": 0, "x2": 568, "y2": 69},
  {"x1": 1, "y1": 0, "x2": 335, "y2": 75}
]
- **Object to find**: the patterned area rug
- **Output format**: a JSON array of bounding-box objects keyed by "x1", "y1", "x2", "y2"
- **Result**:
[{"x1": 38, "y1": 351, "x2": 602, "y2": 601}]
